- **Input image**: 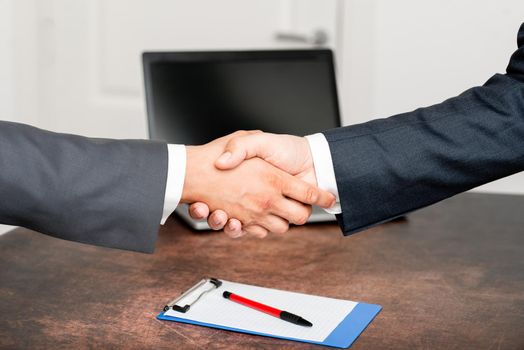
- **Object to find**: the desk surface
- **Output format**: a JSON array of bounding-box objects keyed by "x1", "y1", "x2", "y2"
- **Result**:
[{"x1": 1, "y1": 193, "x2": 523, "y2": 349}]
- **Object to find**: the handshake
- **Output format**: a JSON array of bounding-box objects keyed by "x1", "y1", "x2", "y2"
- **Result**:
[{"x1": 180, "y1": 131, "x2": 337, "y2": 239}]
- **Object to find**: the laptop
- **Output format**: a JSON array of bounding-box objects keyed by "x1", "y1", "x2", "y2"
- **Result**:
[{"x1": 143, "y1": 49, "x2": 341, "y2": 229}]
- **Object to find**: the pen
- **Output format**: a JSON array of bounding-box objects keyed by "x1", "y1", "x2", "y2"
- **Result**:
[{"x1": 223, "y1": 291, "x2": 313, "y2": 327}]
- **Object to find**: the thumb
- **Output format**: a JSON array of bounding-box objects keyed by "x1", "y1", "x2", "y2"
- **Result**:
[{"x1": 215, "y1": 134, "x2": 268, "y2": 170}]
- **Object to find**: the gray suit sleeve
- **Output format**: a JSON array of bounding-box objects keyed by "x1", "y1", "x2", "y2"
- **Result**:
[
  {"x1": 324, "y1": 23, "x2": 524, "y2": 236},
  {"x1": 0, "y1": 121, "x2": 168, "y2": 253}
]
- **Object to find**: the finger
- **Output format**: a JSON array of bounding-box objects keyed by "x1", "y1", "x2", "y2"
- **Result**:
[
  {"x1": 281, "y1": 175, "x2": 336, "y2": 208},
  {"x1": 224, "y1": 219, "x2": 244, "y2": 238},
  {"x1": 258, "y1": 214, "x2": 289, "y2": 235},
  {"x1": 271, "y1": 198, "x2": 312, "y2": 225},
  {"x1": 218, "y1": 129, "x2": 262, "y2": 143},
  {"x1": 314, "y1": 189, "x2": 337, "y2": 208},
  {"x1": 215, "y1": 132, "x2": 270, "y2": 170},
  {"x1": 207, "y1": 210, "x2": 228, "y2": 230},
  {"x1": 188, "y1": 202, "x2": 210, "y2": 220},
  {"x1": 243, "y1": 224, "x2": 269, "y2": 238}
]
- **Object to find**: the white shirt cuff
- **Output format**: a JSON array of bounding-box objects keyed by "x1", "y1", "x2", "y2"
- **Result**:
[
  {"x1": 161, "y1": 144, "x2": 186, "y2": 224},
  {"x1": 305, "y1": 133, "x2": 342, "y2": 214}
]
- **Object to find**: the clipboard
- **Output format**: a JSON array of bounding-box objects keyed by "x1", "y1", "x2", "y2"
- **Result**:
[{"x1": 157, "y1": 278, "x2": 381, "y2": 348}]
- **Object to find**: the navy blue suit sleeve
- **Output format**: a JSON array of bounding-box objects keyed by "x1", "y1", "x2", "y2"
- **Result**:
[{"x1": 324, "y1": 23, "x2": 524, "y2": 236}]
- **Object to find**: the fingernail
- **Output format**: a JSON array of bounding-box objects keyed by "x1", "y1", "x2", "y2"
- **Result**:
[
  {"x1": 228, "y1": 224, "x2": 242, "y2": 238},
  {"x1": 193, "y1": 207, "x2": 203, "y2": 217},
  {"x1": 213, "y1": 217, "x2": 222, "y2": 226},
  {"x1": 217, "y1": 152, "x2": 231, "y2": 164}
]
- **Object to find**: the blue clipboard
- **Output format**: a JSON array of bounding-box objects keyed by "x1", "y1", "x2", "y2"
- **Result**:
[{"x1": 157, "y1": 278, "x2": 381, "y2": 349}]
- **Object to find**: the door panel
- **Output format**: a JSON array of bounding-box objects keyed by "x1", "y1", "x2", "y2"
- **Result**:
[{"x1": 35, "y1": 0, "x2": 340, "y2": 138}]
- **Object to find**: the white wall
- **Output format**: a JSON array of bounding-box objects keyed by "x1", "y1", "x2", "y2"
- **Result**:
[
  {"x1": 1, "y1": 0, "x2": 39, "y2": 126},
  {"x1": 0, "y1": 0, "x2": 14, "y2": 120},
  {"x1": 339, "y1": 0, "x2": 524, "y2": 194},
  {"x1": 0, "y1": 0, "x2": 14, "y2": 234}
]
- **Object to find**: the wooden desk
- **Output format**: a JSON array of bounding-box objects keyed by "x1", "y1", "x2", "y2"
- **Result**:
[{"x1": 1, "y1": 193, "x2": 523, "y2": 349}]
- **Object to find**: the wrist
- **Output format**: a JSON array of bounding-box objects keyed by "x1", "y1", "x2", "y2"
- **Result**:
[
  {"x1": 181, "y1": 146, "x2": 203, "y2": 203},
  {"x1": 301, "y1": 136, "x2": 317, "y2": 184}
]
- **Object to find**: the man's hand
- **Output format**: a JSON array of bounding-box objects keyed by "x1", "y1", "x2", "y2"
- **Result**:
[
  {"x1": 189, "y1": 132, "x2": 325, "y2": 237},
  {"x1": 216, "y1": 131, "x2": 316, "y2": 183},
  {"x1": 182, "y1": 132, "x2": 335, "y2": 237}
]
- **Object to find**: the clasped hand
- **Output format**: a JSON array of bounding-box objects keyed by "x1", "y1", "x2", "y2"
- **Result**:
[{"x1": 180, "y1": 131, "x2": 335, "y2": 238}]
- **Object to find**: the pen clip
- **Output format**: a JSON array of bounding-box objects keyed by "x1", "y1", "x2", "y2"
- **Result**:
[{"x1": 163, "y1": 277, "x2": 222, "y2": 313}]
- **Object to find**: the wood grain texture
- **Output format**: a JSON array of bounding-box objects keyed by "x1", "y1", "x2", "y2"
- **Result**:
[{"x1": 1, "y1": 193, "x2": 523, "y2": 349}]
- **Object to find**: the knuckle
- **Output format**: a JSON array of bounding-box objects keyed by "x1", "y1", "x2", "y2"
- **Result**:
[
  {"x1": 254, "y1": 195, "x2": 273, "y2": 213},
  {"x1": 268, "y1": 174, "x2": 283, "y2": 190},
  {"x1": 227, "y1": 138, "x2": 241, "y2": 150},
  {"x1": 232, "y1": 130, "x2": 248, "y2": 137},
  {"x1": 294, "y1": 211, "x2": 310, "y2": 225},
  {"x1": 305, "y1": 186, "x2": 318, "y2": 203}
]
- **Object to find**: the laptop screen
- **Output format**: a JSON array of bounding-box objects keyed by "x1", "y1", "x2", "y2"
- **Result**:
[{"x1": 143, "y1": 50, "x2": 341, "y2": 145}]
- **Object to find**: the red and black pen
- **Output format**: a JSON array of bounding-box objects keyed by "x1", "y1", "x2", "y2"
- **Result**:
[{"x1": 223, "y1": 291, "x2": 313, "y2": 327}]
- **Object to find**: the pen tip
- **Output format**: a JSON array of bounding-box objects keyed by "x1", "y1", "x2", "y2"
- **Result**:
[{"x1": 300, "y1": 318, "x2": 313, "y2": 327}]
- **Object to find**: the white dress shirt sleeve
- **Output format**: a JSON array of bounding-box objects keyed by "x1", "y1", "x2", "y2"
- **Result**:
[
  {"x1": 305, "y1": 133, "x2": 342, "y2": 214},
  {"x1": 161, "y1": 144, "x2": 186, "y2": 224}
]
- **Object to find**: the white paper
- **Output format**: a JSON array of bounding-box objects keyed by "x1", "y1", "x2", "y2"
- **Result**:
[{"x1": 164, "y1": 280, "x2": 357, "y2": 342}]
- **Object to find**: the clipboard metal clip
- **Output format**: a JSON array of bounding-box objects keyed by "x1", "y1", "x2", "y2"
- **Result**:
[{"x1": 163, "y1": 277, "x2": 222, "y2": 313}]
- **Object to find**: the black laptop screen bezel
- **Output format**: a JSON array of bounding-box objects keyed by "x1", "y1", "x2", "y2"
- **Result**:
[{"x1": 142, "y1": 49, "x2": 342, "y2": 141}]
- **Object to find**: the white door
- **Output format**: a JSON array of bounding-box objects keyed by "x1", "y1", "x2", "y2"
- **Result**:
[{"x1": 33, "y1": 0, "x2": 342, "y2": 138}]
